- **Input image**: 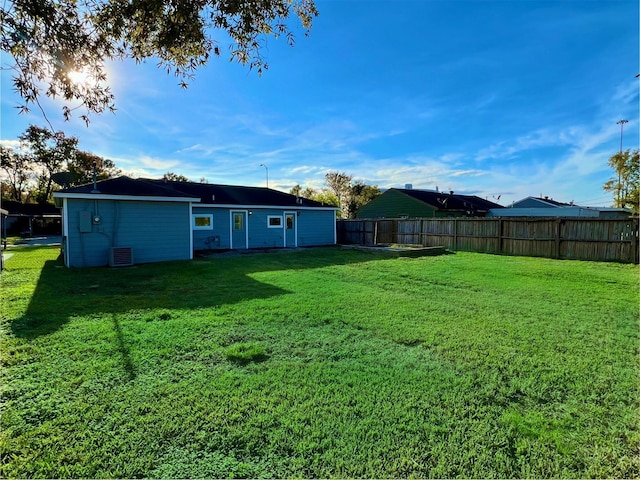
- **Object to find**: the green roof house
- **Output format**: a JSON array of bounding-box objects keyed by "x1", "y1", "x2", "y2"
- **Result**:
[{"x1": 356, "y1": 188, "x2": 503, "y2": 219}]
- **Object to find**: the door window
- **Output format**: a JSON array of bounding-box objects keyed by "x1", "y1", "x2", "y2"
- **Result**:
[{"x1": 233, "y1": 213, "x2": 243, "y2": 230}]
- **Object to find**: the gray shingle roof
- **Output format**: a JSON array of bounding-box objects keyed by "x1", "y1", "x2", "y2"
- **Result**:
[
  {"x1": 397, "y1": 189, "x2": 503, "y2": 212},
  {"x1": 57, "y1": 176, "x2": 335, "y2": 208}
]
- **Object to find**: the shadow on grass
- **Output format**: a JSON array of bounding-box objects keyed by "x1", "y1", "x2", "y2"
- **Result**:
[
  {"x1": 112, "y1": 314, "x2": 136, "y2": 381},
  {"x1": 11, "y1": 247, "x2": 388, "y2": 340},
  {"x1": 10, "y1": 247, "x2": 394, "y2": 382}
]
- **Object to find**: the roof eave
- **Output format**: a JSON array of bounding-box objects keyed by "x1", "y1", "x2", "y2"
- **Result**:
[{"x1": 53, "y1": 192, "x2": 201, "y2": 203}]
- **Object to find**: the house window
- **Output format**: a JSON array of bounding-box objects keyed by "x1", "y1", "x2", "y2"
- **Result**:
[
  {"x1": 193, "y1": 214, "x2": 213, "y2": 230},
  {"x1": 268, "y1": 216, "x2": 283, "y2": 228},
  {"x1": 233, "y1": 213, "x2": 243, "y2": 230},
  {"x1": 286, "y1": 214, "x2": 294, "y2": 229}
]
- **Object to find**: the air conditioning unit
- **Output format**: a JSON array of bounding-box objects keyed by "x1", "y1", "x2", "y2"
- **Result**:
[{"x1": 109, "y1": 247, "x2": 134, "y2": 267}]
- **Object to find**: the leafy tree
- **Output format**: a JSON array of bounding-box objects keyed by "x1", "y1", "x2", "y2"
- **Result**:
[
  {"x1": 603, "y1": 149, "x2": 639, "y2": 213},
  {"x1": 325, "y1": 171, "x2": 353, "y2": 219},
  {"x1": 324, "y1": 172, "x2": 381, "y2": 219},
  {"x1": 19, "y1": 125, "x2": 78, "y2": 203},
  {"x1": 3, "y1": 124, "x2": 120, "y2": 202},
  {"x1": 292, "y1": 174, "x2": 381, "y2": 218},
  {"x1": 290, "y1": 184, "x2": 303, "y2": 197},
  {"x1": 348, "y1": 181, "x2": 381, "y2": 217},
  {"x1": 0, "y1": 145, "x2": 33, "y2": 201},
  {"x1": 1, "y1": 0, "x2": 318, "y2": 124},
  {"x1": 289, "y1": 184, "x2": 316, "y2": 199},
  {"x1": 162, "y1": 172, "x2": 191, "y2": 182},
  {"x1": 68, "y1": 151, "x2": 121, "y2": 186},
  {"x1": 310, "y1": 190, "x2": 339, "y2": 207}
]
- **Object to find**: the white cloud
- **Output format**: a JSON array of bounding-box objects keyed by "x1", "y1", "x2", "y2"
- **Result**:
[
  {"x1": 288, "y1": 165, "x2": 325, "y2": 175},
  {"x1": 139, "y1": 156, "x2": 179, "y2": 171},
  {"x1": 450, "y1": 169, "x2": 488, "y2": 178},
  {"x1": 475, "y1": 129, "x2": 571, "y2": 162},
  {"x1": 0, "y1": 139, "x2": 21, "y2": 149}
]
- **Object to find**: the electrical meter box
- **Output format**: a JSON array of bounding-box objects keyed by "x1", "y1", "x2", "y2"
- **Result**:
[{"x1": 79, "y1": 211, "x2": 92, "y2": 233}]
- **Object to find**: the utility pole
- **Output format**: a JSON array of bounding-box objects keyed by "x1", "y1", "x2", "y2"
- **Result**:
[
  {"x1": 259, "y1": 163, "x2": 269, "y2": 189},
  {"x1": 616, "y1": 119, "x2": 628, "y2": 205}
]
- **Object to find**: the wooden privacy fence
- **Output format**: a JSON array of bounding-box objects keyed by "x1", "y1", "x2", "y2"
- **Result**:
[{"x1": 337, "y1": 217, "x2": 639, "y2": 264}]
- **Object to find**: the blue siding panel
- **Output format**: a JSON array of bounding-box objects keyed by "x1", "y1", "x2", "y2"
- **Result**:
[
  {"x1": 297, "y1": 210, "x2": 336, "y2": 246},
  {"x1": 248, "y1": 209, "x2": 286, "y2": 248},
  {"x1": 192, "y1": 208, "x2": 231, "y2": 250},
  {"x1": 66, "y1": 199, "x2": 191, "y2": 267}
]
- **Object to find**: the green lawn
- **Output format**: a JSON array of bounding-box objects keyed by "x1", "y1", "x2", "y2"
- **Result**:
[{"x1": 1, "y1": 246, "x2": 638, "y2": 478}]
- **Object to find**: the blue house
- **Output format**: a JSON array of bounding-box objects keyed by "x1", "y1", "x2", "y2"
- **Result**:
[{"x1": 53, "y1": 176, "x2": 338, "y2": 267}]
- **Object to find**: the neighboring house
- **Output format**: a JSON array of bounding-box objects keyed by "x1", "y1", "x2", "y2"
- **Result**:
[
  {"x1": 356, "y1": 188, "x2": 503, "y2": 219},
  {"x1": 488, "y1": 207, "x2": 632, "y2": 218},
  {"x1": 488, "y1": 196, "x2": 632, "y2": 218},
  {"x1": 53, "y1": 176, "x2": 339, "y2": 268},
  {"x1": 1, "y1": 200, "x2": 62, "y2": 236},
  {"x1": 509, "y1": 196, "x2": 572, "y2": 208}
]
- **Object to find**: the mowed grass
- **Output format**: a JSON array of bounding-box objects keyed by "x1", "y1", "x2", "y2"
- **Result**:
[{"x1": 1, "y1": 246, "x2": 638, "y2": 478}]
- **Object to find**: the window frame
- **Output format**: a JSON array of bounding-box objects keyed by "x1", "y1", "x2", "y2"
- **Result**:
[
  {"x1": 267, "y1": 215, "x2": 283, "y2": 228},
  {"x1": 286, "y1": 214, "x2": 294, "y2": 230},
  {"x1": 192, "y1": 214, "x2": 214, "y2": 230}
]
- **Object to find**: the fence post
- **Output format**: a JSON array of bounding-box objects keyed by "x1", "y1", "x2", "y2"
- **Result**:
[
  {"x1": 454, "y1": 218, "x2": 458, "y2": 251},
  {"x1": 374, "y1": 221, "x2": 378, "y2": 245},
  {"x1": 633, "y1": 218, "x2": 639, "y2": 264},
  {"x1": 555, "y1": 218, "x2": 562, "y2": 259}
]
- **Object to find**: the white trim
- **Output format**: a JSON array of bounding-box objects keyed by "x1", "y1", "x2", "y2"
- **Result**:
[
  {"x1": 53, "y1": 193, "x2": 200, "y2": 203},
  {"x1": 189, "y1": 203, "x2": 194, "y2": 260},
  {"x1": 192, "y1": 213, "x2": 213, "y2": 230},
  {"x1": 230, "y1": 210, "x2": 249, "y2": 249},
  {"x1": 284, "y1": 211, "x2": 297, "y2": 247},
  {"x1": 62, "y1": 198, "x2": 70, "y2": 267},
  {"x1": 193, "y1": 203, "x2": 338, "y2": 211},
  {"x1": 267, "y1": 215, "x2": 283, "y2": 228}
]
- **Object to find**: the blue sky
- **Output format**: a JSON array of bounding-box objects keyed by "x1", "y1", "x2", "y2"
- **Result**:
[{"x1": 1, "y1": 0, "x2": 638, "y2": 206}]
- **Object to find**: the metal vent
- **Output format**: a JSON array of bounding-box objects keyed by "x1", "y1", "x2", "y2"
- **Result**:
[{"x1": 109, "y1": 247, "x2": 134, "y2": 267}]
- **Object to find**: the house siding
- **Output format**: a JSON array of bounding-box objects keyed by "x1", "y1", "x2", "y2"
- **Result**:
[
  {"x1": 65, "y1": 199, "x2": 191, "y2": 267},
  {"x1": 192, "y1": 207, "x2": 336, "y2": 250},
  {"x1": 192, "y1": 208, "x2": 232, "y2": 250},
  {"x1": 357, "y1": 190, "x2": 438, "y2": 219},
  {"x1": 297, "y1": 210, "x2": 336, "y2": 246},
  {"x1": 248, "y1": 209, "x2": 288, "y2": 248}
]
